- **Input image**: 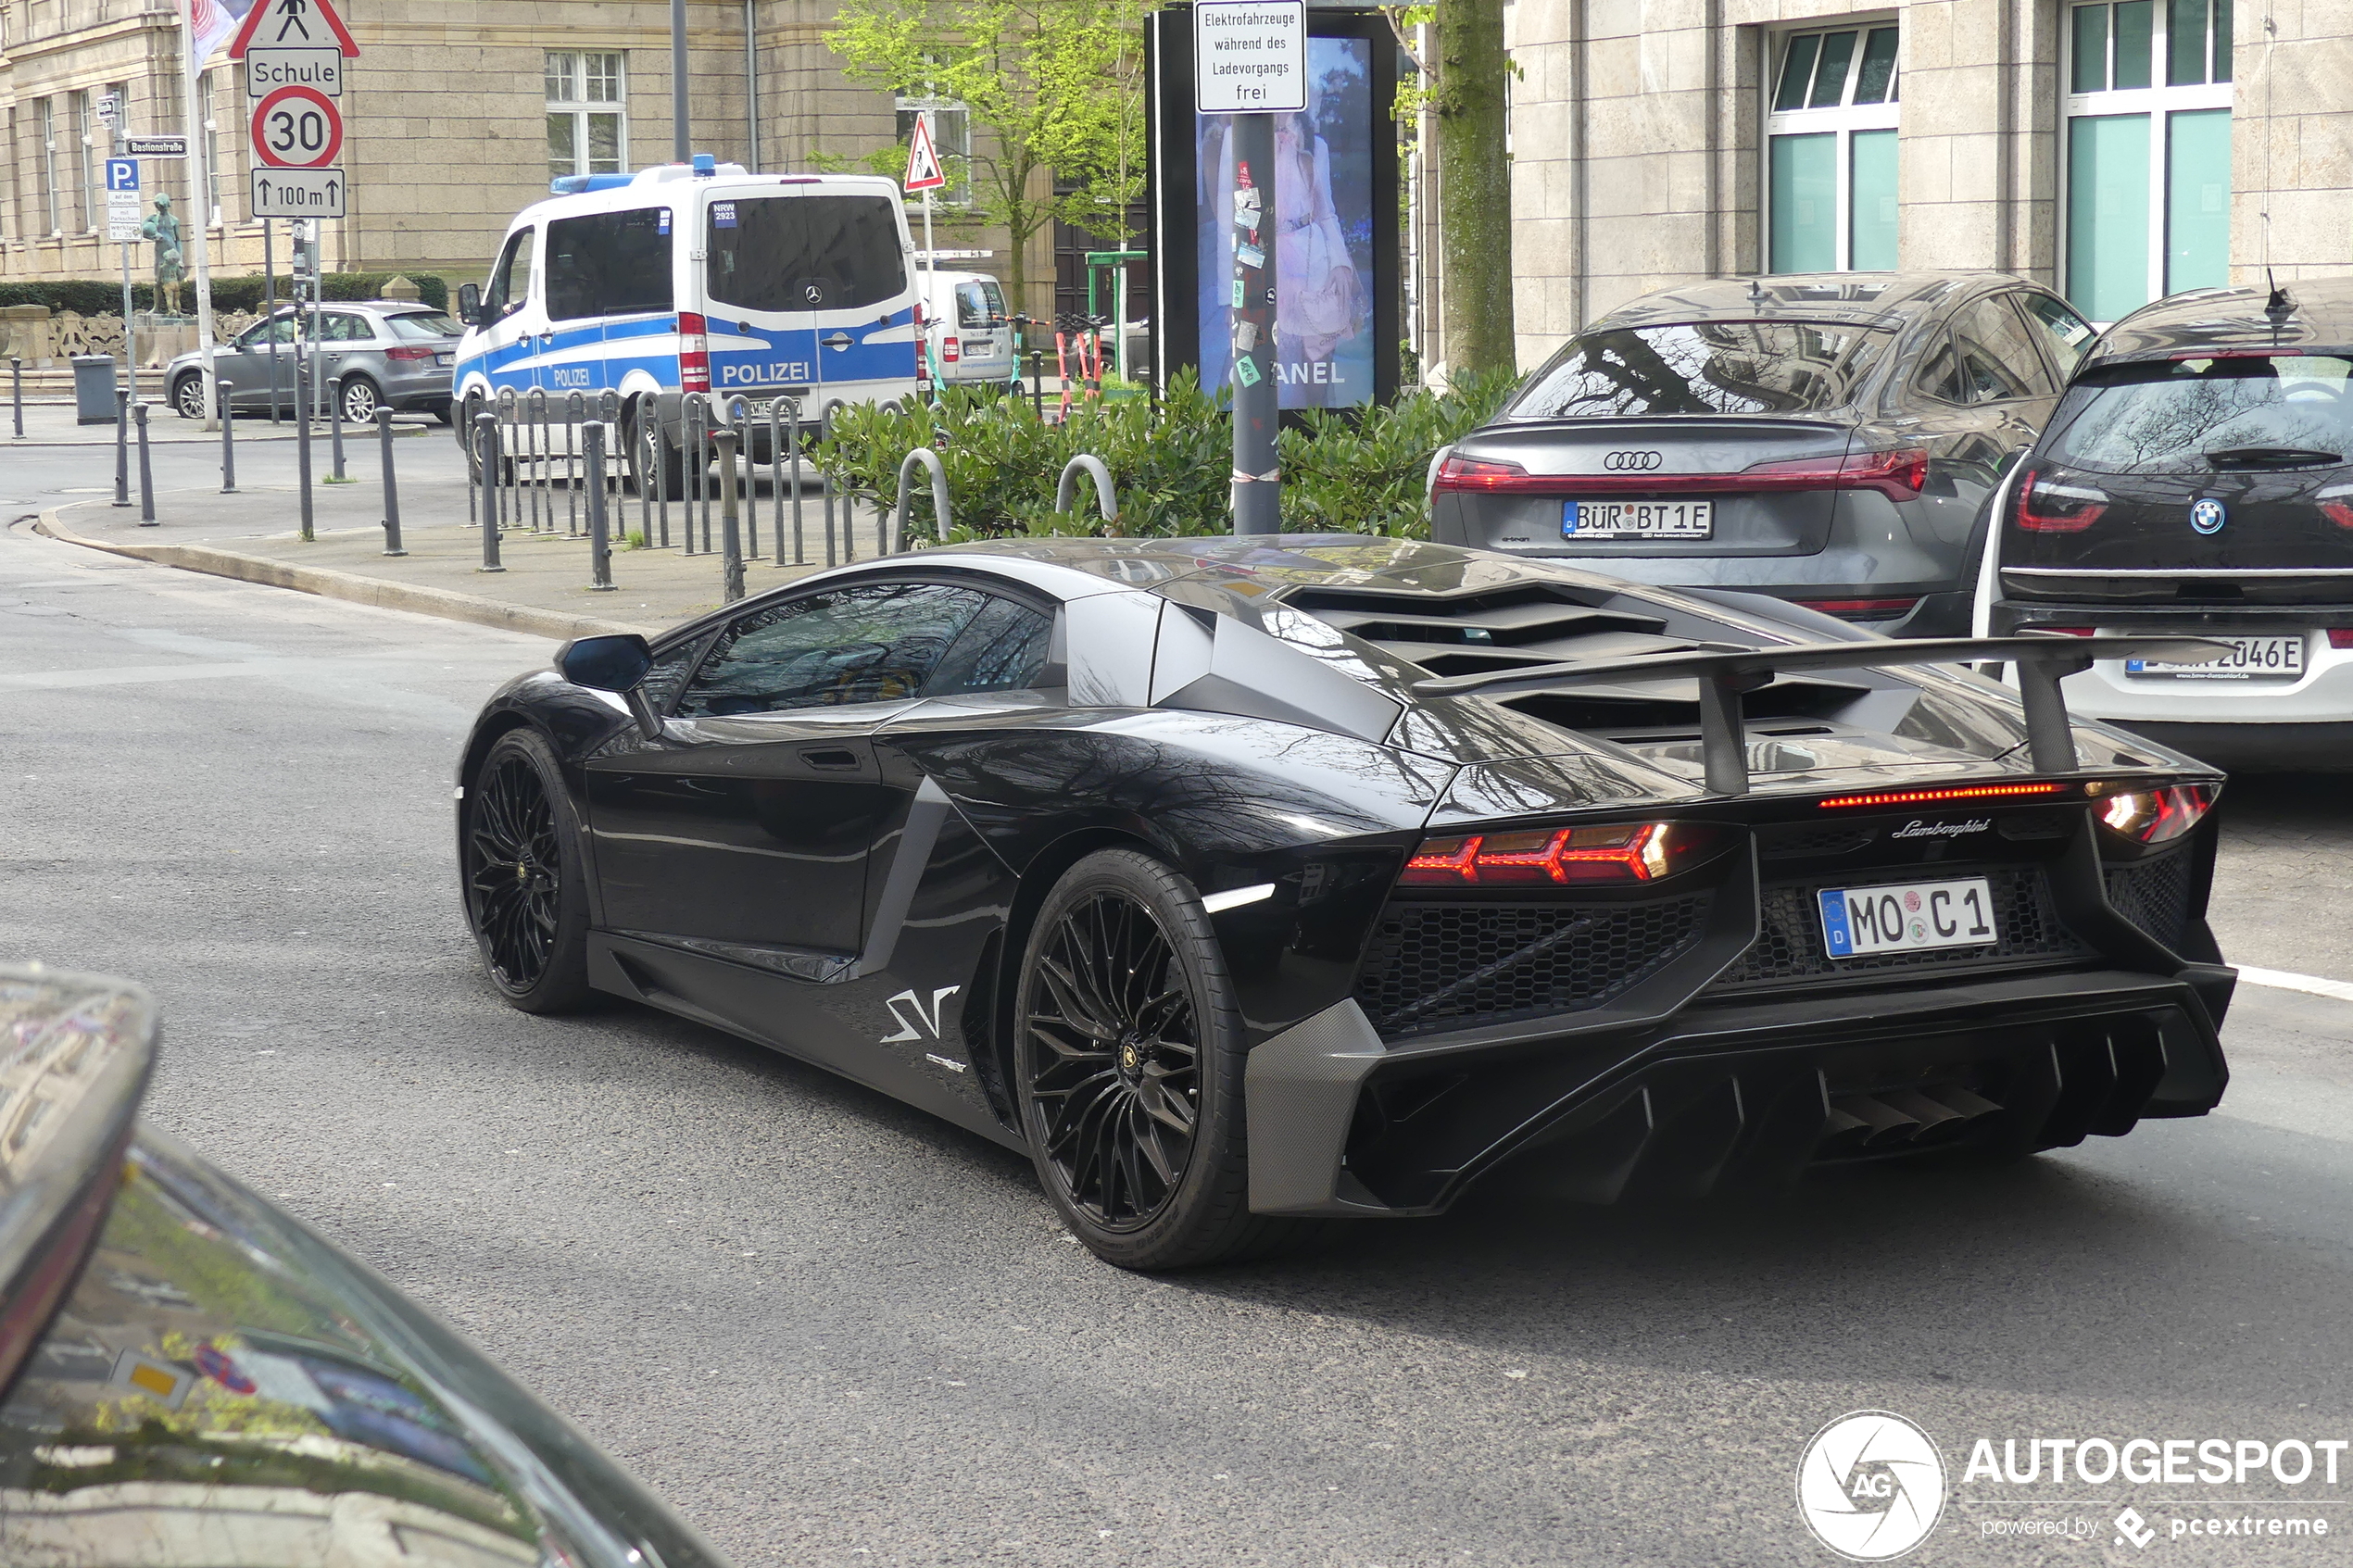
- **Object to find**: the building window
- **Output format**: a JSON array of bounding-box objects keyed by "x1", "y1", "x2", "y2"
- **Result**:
[
  {"x1": 71, "y1": 88, "x2": 96, "y2": 232},
  {"x1": 2063, "y1": 0, "x2": 2233, "y2": 323},
  {"x1": 895, "y1": 99, "x2": 971, "y2": 207},
  {"x1": 547, "y1": 51, "x2": 626, "y2": 180},
  {"x1": 37, "y1": 97, "x2": 59, "y2": 236},
  {"x1": 1765, "y1": 23, "x2": 1900, "y2": 273},
  {"x1": 198, "y1": 69, "x2": 222, "y2": 224}
]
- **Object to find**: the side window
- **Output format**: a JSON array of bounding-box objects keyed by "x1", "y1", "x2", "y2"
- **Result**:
[
  {"x1": 1951, "y1": 297, "x2": 2056, "y2": 402},
  {"x1": 321, "y1": 312, "x2": 370, "y2": 343},
  {"x1": 238, "y1": 316, "x2": 296, "y2": 348},
  {"x1": 545, "y1": 207, "x2": 674, "y2": 324},
  {"x1": 2020, "y1": 292, "x2": 2097, "y2": 381},
  {"x1": 484, "y1": 227, "x2": 537, "y2": 321},
  {"x1": 1915, "y1": 332, "x2": 1968, "y2": 405},
  {"x1": 676, "y1": 583, "x2": 989, "y2": 718},
  {"x1": 927, "y1": 596, "x2": 1054, "y2": 696}
]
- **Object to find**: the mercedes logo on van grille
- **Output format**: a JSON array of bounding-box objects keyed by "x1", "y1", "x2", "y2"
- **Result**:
[{"x1": 1602, "y1": 449, "x2": 1665, "y2": 471}]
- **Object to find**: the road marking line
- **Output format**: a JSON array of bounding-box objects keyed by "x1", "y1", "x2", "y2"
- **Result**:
[{"x1": 2239, "y1": 965, "x2": 2353, "y2": 1005}]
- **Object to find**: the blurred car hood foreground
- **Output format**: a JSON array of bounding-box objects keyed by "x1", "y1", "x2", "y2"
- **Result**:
[{"x1": 0, "y1": 962, "x2": 731, "y2": 1568}]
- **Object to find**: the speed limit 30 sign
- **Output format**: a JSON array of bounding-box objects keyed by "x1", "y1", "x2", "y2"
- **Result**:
[
  {"x1": 233, "y1": 0, "x2": 359, "y2": 220},
  {"x1": 251, "y1": 84, "x2": 342, "y2": 169}
]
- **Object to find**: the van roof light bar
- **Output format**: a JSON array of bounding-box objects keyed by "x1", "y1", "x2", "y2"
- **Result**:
[{"x1": 1411, "y1": 633, "x2": 2231, "y2": 794}]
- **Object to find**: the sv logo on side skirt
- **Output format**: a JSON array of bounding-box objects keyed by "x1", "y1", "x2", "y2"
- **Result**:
[{"x1": 881, "y1": 985, "x2": 962, "y2": 1044}]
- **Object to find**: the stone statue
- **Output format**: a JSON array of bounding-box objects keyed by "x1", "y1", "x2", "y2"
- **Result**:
[{"x1": 140, "y1": 194, "x2": 186, "y2": 317}]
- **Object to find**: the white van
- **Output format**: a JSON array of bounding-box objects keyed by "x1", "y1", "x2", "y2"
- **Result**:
[
  {"x1": 920, "y1": 270, "x2": 1016, "y2": 387},
  {"x1": 454, "y1": 160, "x2": 920, "y2": 495}
]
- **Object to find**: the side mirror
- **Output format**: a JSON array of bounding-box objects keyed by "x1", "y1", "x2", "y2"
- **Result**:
[
  {"x1": 556, "y1": 633, "x2": 661, "y2": 739},
  {"x1": 457, "y1": 282, "x2": 482, "y2": 326}
]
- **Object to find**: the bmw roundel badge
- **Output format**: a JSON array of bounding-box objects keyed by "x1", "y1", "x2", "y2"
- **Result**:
[{"x1": 2189, "y1": 497, "x2": 2228, "y2": 534}]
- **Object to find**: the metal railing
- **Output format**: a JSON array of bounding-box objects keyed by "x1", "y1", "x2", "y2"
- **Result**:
[{"x1": 465, "y1": 389, "x2": 870, "y2": 602}]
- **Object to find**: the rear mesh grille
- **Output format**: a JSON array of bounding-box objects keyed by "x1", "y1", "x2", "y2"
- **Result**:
[
  {"x1": 1354, "y1": 895, "x2": 1713, "y2": 1038},
  {"x1": 1711, "y1": 865, "x2": 2087, "y2": 990},
  {"x1": 2106, "y1": 852, "x2": 2196, "y2": 953}
]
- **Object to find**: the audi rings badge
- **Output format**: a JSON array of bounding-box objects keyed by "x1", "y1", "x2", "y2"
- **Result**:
[{"x1": 1602, "y1": 450, "x2": 1665, "y2": 472}]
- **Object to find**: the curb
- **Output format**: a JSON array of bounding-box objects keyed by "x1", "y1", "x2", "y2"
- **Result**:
[{"x1": 33, "y1": 508, "x2": 651, "y2": 644}]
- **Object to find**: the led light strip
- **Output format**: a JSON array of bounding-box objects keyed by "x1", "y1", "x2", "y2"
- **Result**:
[{"x1": 1816, "y1": 782, "x2": 2070, "y2": 810}]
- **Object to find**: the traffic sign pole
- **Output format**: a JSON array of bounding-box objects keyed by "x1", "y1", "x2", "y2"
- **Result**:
[
  {"x1": 903, "y1": 114, "x2": 948, "y2": 401},
  {"x1": 179, "y1": 0, "x2": 219, "y2": 431}
]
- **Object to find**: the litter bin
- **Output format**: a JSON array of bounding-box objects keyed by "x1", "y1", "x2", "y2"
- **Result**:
[{"x1": 72, "y1": 355, "x2": 118, "y2": 426}]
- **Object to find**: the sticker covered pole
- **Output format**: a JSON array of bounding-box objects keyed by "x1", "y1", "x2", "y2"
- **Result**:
[
  {"x1": 1193, "y1": 0, "x2": 1303, "y2": 537},
  {"x1": 1227, "y1": 112, "x2": 1277, "y2": 534}
]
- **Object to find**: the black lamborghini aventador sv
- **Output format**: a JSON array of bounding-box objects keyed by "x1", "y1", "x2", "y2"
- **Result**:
[{"x1": 455, "y1": 536, "x2": 2238, "y2": 1270}]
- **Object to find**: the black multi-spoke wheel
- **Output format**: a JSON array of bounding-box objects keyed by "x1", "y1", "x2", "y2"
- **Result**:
[
  {"x1": 1014, "y1": 849, "x2": 1309, "y2": 1270},
  {"x1": 1026, "y1": 888, "x2": 1202, "y2": 1228},
  {"x1": 463, "y1": 730, "x2": 591, "y2": 1012}
]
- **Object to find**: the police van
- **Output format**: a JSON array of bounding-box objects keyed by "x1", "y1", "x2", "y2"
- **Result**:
[{"x1": 453, "y1": 157, "x2": 920, "y2": 496}]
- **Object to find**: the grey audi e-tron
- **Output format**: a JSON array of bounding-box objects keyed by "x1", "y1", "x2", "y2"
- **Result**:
[{"x1": 1431, "y1": 271, "x2": 2098, "y2": 638}]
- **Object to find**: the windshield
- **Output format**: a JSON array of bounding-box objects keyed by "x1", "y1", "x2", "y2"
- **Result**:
[
  {"x1": 2043, "y1": 355, "x2": 2353, "y2": 473},
  {"x1": 706, "y1": 194, "x2": 906, "y2": 313},
  {"x1": 1506, "y1": 320, "x2": 1894, "y2": 419},
  {"x1": 384, "y1": 311, "x2": 461, "y2": 341}
]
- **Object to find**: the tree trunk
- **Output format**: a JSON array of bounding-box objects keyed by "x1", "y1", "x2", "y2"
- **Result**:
[{"x1": 1433, "y1": 0, "x2": 1515, "y2": 375}]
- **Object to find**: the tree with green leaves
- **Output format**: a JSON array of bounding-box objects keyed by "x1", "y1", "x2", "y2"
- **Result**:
[
  {"x1": 1390, "y1": 1, "x2": 1516, "y2": 377},
  {"x1": 822, "y1": 0, "x2": 1153, "y2": 319}
]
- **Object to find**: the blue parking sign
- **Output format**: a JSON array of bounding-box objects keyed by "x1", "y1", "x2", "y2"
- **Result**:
[{"x1": 107, "y1": 158, "x2": 138, "y2": 193}]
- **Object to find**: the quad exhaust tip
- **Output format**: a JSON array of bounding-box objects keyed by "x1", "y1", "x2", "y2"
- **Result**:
[{"x1": 1824, "y1": 1085, "x2": 2004, "y2": 1150}]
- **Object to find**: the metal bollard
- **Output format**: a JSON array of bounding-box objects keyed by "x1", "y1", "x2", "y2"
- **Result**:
[
  {"x1": 10, "y1": 358, "x2": 22, "y2": 439},
  {"x1": 565, "y1": 393, "x2": 585, "y2": 536},
  {"x1": 296, "y1": 355, "x2": 315, "y2": 542},
  {"x1": 133, "y1": 403, "x2": 156, "y2": 527},
  {"x1": 112, "y1": 389, "x2": 131, "y2": 508},
  {"x1": 376, "y1": 407, "x2": 405, "y2": 556},
  {"x1": 822, "y1": 464, "x2": 837, "y2": 569},
  {"x1": 717, "y1": 428, "x2": 745, "y2": 603},
  {"x1": 328, "y1": 386, "x2": 346, "y2": 481},
  {"x1": 219, "y1": 381, "x2": 238, "y2": 494},
  {"x1": 771, "y1": 398, "x2": 800, "y2": 566},
  {"x1": 475, "y1": 412, "x2": 505, "y2": 571},
  {"x1": 585, "y1": 422, "x2": 614, "y2": 590}
]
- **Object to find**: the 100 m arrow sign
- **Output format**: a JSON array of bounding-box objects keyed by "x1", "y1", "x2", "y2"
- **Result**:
[{"x1": 251, "y1": 168, "x2": 345, "y2": 220}]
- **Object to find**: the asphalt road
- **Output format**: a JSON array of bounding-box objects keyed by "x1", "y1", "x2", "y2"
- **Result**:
[{"x1": 6, "y1": 522, "x2": 2353, "y2": 1567}]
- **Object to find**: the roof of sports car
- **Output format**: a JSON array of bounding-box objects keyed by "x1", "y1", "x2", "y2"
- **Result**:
[{"x1": 932, "y1": 533, "x2": 1628, "y2": 598}]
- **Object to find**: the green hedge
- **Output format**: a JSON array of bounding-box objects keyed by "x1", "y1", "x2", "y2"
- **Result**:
[
  {"x1": 0, "y1": 270, "x2": 449, "y2": 318},
  {"x1": 813, "y1": 366, "x2": 1523, "y2": 542}
]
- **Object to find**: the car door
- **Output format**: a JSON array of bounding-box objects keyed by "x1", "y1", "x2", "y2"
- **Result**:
[
  {"x1": 584, "y1": 579, "x2": 1000, "y2": 958},
  {"x1": 475, "y1": 224, "x2": 544, "y2": 395},
  {"x1": 313, "y1": 309, "x2": 369, "y2": 399},
  {"x1": 224, "y1": 314, "x2": 296, "y2": 412}
]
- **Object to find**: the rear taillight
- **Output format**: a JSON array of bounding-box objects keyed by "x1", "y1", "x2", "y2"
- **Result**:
[
  {"x1": 1794, "y1": 597, "x2": 1920, "y2": 620},
  {"x1": 2015, "y1": 468, "x2": 2107, "y2": 532},
  {"x1": 677, "y1": 310, "x2": 711, "y2": 393},
  {"x1": 1743, "y1": 446, "x2": 1931, "y2": 500},
  {"x1": 2321, "y1": 495, "x2": 2353, "y2": 528},
  {"x1": 2035, "y1": 625, "x2": 2096, "y2": 636},
  {"x1": 943, "y1": 336, "x2": 961, "y2": 363},
  {"x1": 384, "y1": 345, "x2": 438, "y2": 361},
  {"x1": 2097, "y1": 784, "x2": 2214, "y2": 844},
  {"x1": 1401, "y1": 822, "x2": 1709, "y2": 885},
  {"x1": 1431, "y1": 453, "x2": 1533, "y2": 493},
  {"x1": 2328, "y1": 629, "x2": 2353, "y2": 649}
]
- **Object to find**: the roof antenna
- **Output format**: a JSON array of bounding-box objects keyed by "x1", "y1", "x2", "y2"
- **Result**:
[{"x1": 2265, "y1": 267, "x2": 2293, "y2": 323}]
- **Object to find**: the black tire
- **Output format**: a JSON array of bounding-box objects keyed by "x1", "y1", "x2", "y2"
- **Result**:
[
  {"x1": 171, "y1": 373, "x2": 206, "y2": 420},
  {"x1": 1013, "y1": 848, "x2": 1308, "y2": 1270},
  {"x1": 431, "y1": 402, "x2": 455, "y2": 426},
  {"x1": 462, "y1": 729, "x2": 593, "y2": 1014},
  {"x1": 339, "y1": 375, "x2": 382, "y2": 425},
  {"x1": 626, "y1": 414, "x2": 687, "y2": 501}
]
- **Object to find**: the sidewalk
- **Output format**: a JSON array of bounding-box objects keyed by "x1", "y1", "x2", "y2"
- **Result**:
[{"x1": 42, "y1": 461, "x2": 886, "y2": 639}]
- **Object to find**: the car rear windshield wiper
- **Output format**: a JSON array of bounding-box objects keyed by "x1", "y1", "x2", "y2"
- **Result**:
[{"x1": 2206, "y1": 445, "x2": 2344, "y2": 470}]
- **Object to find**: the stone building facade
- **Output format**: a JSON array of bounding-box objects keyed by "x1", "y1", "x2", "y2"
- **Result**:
[
  {"x1": 1501, "y1": 0, "x2": 2353, "y2": 364},
  {"x1": 0, "y1": 0, "x2": 1053, "y2": 309}
]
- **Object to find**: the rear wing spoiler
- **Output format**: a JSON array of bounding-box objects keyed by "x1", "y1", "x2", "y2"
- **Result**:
[{"x1": 1411, "y1": 634, "x2": 2231, "y2": 794}]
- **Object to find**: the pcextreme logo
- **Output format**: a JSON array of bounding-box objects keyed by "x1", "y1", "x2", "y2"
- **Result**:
[{"x1": 1798, "y1": 1411, "x2": 1948, "y2": 1561}]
